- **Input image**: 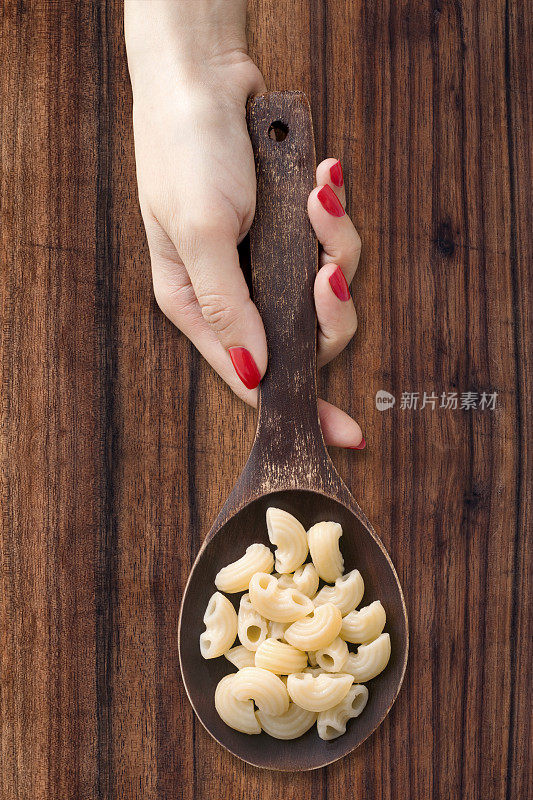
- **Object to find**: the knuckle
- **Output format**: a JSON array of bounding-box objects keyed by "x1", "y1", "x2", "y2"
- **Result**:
[
  {"x1": 324, "y1": 316, "x2": 357, "y2": 350},
  {"x1": 347, "y1": 315, "x2": 358, "y2": 340},
  {"x1": 154, "y1": 289, "x2": 186, "y2": 332},
  {"x1": 344, "y1": 306, "x2": 358, "y2": 341},
  {"x1": 346, "y1": 233, "x2": 362, "y2": 264},
  {"x1": 179, "y1": 213, "x2": 209, "y2": 245},
  {"x1": 179, "y1": 209, "x2": 233, "y2": 248},
  {"x1": 197, "y1": 292, "x2": 241, "y2": 335},
  {"x1": 153, "y1": 278, "x2": 198, "y2": 323},
  {"x1": 153, "y1": 284, "x2": 168, "y2": 315}
]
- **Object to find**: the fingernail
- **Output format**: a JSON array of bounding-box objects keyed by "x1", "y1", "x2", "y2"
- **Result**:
[
  {"x1": 348, "y1": 437, "x2": 366, "y2": 450},
  {"x1": 229, "y1": 347, "x2": 261, "y2": 390},
  {"x1": 329, "y1": 266, "x2": 351, "y2": 301},
  {"x1": 330, "y1": 160, "x2": 344, "y2": 187},
  {"x1": 317, "y1": 184, "x2": 345, "y2": 217}
]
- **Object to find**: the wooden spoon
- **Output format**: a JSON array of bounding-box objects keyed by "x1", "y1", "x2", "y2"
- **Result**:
[{"x1": 178, "y1": 91, "x2": 408, "y2": 771}]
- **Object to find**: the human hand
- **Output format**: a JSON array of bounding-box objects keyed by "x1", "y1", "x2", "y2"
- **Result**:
[{"x1": 125, "y1": 0, "x2": 365, "y2": 449}]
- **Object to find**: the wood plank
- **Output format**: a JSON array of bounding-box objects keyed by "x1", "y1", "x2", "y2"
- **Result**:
[{"x1": 0, "y1": 3, "x2": 101, "y2": 798}]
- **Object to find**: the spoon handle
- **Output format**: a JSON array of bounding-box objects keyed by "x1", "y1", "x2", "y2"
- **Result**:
[{"x1": 247, "y1": 92, "x2": 329, "y2": 482}]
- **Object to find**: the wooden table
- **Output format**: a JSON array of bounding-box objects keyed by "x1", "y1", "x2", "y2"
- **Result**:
[{"x1": 1, "y1": 2, "x2": 530, "y2": 798}]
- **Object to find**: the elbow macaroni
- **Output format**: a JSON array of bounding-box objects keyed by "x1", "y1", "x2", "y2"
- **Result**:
[
  {"x1": 342, "y1": 633, "x2": 391, "y2": 682},
  {"x1": 307, "y1": 649, "x2": 318, "y2": 667},
  {"x1": 317, "y1": 684, "x2": 369, "y2": 740},
  {"x1": 340, "y1": 600, "x2": 386, "y2": 644},
  {"x1": 200, "y1": 509, "x2": 391, "y2": 742},
  {"x1": 287, "y1": 672, "x2": 354, "y2": 712},
  {"x1": 314, "y1": 569, "x2": 365, "y2": 616},
  {"x1": 231, "y1": 667, "x2": 289, "y2": 716},
  {"x1": 248, "y1": 572, "x2": 314, "y2": 623},
  {"x1": 307, "y1": 521, "x2": 344, "y2": 582},
  {"x1": 225, "y1": 645, "x2": 256, "y2": 670},
  {"x1": 214, "y1": 674, "x2": 261, "y2": 735},
  {"x1": 303, "y1": 665, "x2": 326, "y2": 676},
  {"x1": 266, "y1": 507, "x2": 309, "y2": 573},
  {"x1": 284, "y1": 603, "x2": 342, "y2": 651},
  {"x1": 267, "y1": 620, "x2": 288, "y2": 641},
  {"x1": 237, "y1": 593, "x2": 269, "y2": 651},
  {"x1": 199, "y1": 592, "x2": 237, "y2": 659},
  {"x1": 215, "y1": 543, "x2": 274, "y2": 593},
  {"x1": 291, "y1": 563, "x2": 320, "y2": 597},
  {"x1": 314, "y1": 636, "x2": 349, "y2": 673},
  {"x1": 275, "y1": 563, "x2": 319, "y2": 598},
  {"x1": 255, "y1": 638, "x2": 308, "y2": 674},
  {"x1": 256, "y1": 703, "x2": 317, "y2": 740}
]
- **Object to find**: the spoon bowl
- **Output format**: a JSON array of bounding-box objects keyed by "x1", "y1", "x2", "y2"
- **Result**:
[
  {"x1": 178, "y1": 92, "x2": 408, "y2": 770},
  {"x1": 180, "y1": 489, "x2": 407, "y2": 770}
]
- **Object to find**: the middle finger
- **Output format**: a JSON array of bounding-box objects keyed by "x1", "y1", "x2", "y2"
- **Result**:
[{"x1": 307, "y1": 188, "x2": 361, "y2": 284}]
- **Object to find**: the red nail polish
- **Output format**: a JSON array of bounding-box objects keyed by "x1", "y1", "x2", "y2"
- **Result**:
[
  {"x1": 329, "y1": 266, "x2": 351, "y2": 301},
  {"x1": 229, "y1": 347, "x2": 261, "y2": 390},
  {"x1": 330, "y1": 160, "x2": 344, "y2": 187},
  {"x1": 317, "y1": 184, "x2": 345, "y2": 217},
  {"x1": 348, "y1": 438, "x2": 366, "y2": 450}
]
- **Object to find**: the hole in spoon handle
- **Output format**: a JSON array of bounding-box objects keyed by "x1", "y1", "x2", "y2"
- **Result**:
[{"x1": 247, "y1": 92, "x2": 326, "y2": 464}]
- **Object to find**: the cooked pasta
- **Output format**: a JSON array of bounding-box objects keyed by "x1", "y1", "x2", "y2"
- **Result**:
[
  {"x1": 340, "y1": 600, "x2": 386, "y2": 644},
  {"x1": 215, "y1": 543, "x2": 274, "y2": 593},
  {"x1": 292, "y1": 563, "x2": 320, "y2": 597},
  {"x1": 237, "y1": 593, "x2": 269, "y2": 651},
  {"x1": 303, "y1": 665, "x2": 326, "y2": 676},
  {"x1": 284, "y1": 603, "x2": 342, "y2": 651},
  {"x1": 266, "y1": 507, "x2": 309, "y2": 573},
  {"x1": 214, "y1": 674, "x2": 261, "y2": 734},
  {"x1": 314, "y1": 569, "x2": 365, "y2": 616},
  {"x1": 248, "y1": 572, "x2": 314, "y2": 623},
  {"x1": 307, "y1": 521, "x2": 344, "y2": 582},
  {"x1": 256, "y1": 703, "x2": 317, "y2": 740},
  {"x1": 200, "y1": 509, "x2": 392, "y2": 742},
  {"x1": 224, "y1": 645, "x2": 256, "y2": 670},
  {"x1": 314, "y1": 636, "x2": 349, "y2": 672},
  {"x1": 215, "y1": 673, "x2": 261, "y2": 734},
  {"x1": 342, "y1": 633, "x2": 391, "y2": 682},
  {"x1": 267, "y1": 620, "x2": 289, "y2": 641},
  {"x1": 287, "y1": 672, "x2": 354, "y2": 712},
  {"x1": 231, "y1": 667, "x2": 290, "y2": 716},
  {"x1": 277, "y1": 563, "x2": 320, "y2": 598},
  {"x1": 255, "y1": 638, "x2": 308, "y2": 674},
  {"x1": 199, "y1": 592, "x2": 237, "y2": 659},
  {"x1": 317, "y1": 684, "x2": 369, "y2": 740}
]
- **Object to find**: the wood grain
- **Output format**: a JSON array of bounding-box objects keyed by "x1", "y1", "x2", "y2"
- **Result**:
[{"x1": 0, "y1": 1, "x2": 530, "y2": 798}]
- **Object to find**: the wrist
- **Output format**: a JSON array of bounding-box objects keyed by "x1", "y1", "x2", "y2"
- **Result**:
[{"x1": 125, "y1": 0, "x2": 262, "y2": 100}]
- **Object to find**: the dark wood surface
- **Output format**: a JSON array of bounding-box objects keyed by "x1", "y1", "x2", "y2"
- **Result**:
[{"x1": 0, "y1": 1, "x2": 530, "y2": 798}]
